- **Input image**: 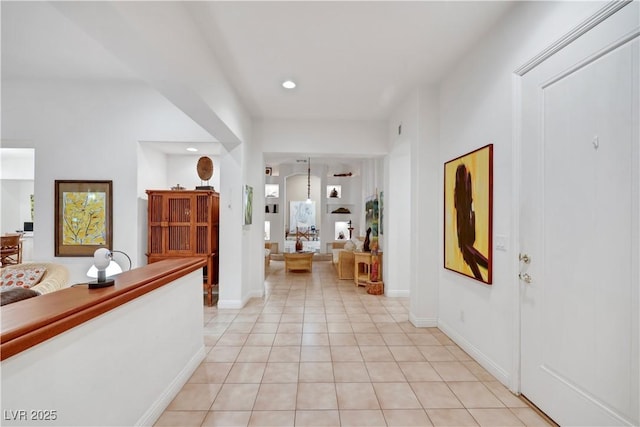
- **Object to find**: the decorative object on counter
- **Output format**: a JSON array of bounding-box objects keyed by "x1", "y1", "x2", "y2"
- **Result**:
[
  {"x1": 171, "y1": 184, "x2": 185, "y2": 190},
  {"x1": 333, "y1": 172, "x2": 352, "y2": 177},
  {"x1": 363, "y1": 227, "x2": 372, "y2": 252},
  {"x1": 196, "y1": 156, "x2": 215, "y2": 190},
  {"x1": 331, "y1": 207, "x2": 351, "y2": 214},
  {"x1": 87, "y1": 248, "x2": 116, "y2": 289},
  {"x1": 370, "y1": 237, "x2": 379, "y2": 253},
  {"x1": 295, "y1": 237, "x2": 303, "y2": 252}
]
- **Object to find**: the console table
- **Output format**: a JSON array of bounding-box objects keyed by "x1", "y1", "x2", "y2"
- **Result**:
[{"x1": 354, "y1": 252, "x2": 383, "y2": 287}]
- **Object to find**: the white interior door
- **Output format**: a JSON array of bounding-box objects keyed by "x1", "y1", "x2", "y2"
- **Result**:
[{"x1": 520, "y1": 3, "x2": 639, "y2": 426}]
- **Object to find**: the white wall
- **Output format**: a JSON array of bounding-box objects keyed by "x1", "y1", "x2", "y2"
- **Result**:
[
  {"x1": 137, "y1": 145, "x2": 168, "y2": 198},
  {"x1": 387, "y1": 1, "x2": 608, "y2": 387},
  {"x1": 257, "y1": 119, "x2": 387, "y2": 156},
  {"x1": 386, "y1": 94, "x2": 417, "y2": 299},
  {"x1": 1, "y1": 80, "x2": 215, "y2": 283},
  {"x1": 166, "y1": 155, "x2": 221, "y2": 192}
]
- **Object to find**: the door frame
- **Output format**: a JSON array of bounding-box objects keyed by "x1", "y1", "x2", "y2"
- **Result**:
[{"x1": 510, "y1": 0, "x2": 632, "y2": 395}]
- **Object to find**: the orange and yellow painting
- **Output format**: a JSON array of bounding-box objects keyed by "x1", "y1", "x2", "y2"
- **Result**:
[
  {"x1": 62, "y1": 191, "x2": 107, "y2": 245},
  {"x1": 444, "y1": 144, "x2": 493, "y2": 284}
]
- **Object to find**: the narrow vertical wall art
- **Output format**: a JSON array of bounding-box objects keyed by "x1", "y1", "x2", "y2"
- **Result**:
[
  {"x1": 243, "y1": 184, "x2": 253, "y2": 226},
  {"x1": 444, "y1": 144, "x2": 493, "y2": 284}
]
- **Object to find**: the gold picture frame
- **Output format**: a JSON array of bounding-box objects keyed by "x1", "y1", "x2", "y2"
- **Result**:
[
  {"x1": 444, "y1": 144, "x2": 493, "y2": 284},
  {"x1": 55, "y1": 180, "x2": 113, "y2": 256}
]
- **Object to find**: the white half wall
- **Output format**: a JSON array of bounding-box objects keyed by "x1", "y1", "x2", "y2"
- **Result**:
[{"x1": 1, "y1": 270, "x2": 204, "y2": 427}]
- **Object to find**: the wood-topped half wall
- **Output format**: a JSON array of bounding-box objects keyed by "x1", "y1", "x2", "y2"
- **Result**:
[
  {"x1": 1, "y1": 258, "x2": 206, "y2": 361},
  {"x1": 1, "y1": 258, "x2": 207, "y2": 427}
]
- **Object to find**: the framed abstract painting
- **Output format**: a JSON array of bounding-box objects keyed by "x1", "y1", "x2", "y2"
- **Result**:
[
  {"x1": 444, "y1": 144, "x2": 493, "y2": 284},
  {"x1": 243, "y1": 184, "x2": 253, "y2": 226},
  {"x1": 55, "y1": 180, "x2": 113, "y2": 256}
]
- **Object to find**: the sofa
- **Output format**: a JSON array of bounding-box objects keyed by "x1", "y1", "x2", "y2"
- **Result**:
[{"x1": 0, "y1": 263, "x2": 69, "y2": 305}]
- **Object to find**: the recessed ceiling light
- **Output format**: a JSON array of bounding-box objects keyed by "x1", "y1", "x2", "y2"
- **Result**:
[
  {"x1": 282, "y1": 80, "x2": 296, "y2": 89},
  {"x1": 186, "y1": 147, "x2": 198, "y2": 152}
]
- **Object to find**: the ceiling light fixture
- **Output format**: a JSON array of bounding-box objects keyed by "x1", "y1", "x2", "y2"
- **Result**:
[
  {"x1": 186, "y1": 147, "x2": 198, "y2": 152},
  {"x1": 282, "y1": 80, "x2": 296, "y2": 89},
  {"x1": 306, "y1": 157, "x2": 312, "y2": 204}
]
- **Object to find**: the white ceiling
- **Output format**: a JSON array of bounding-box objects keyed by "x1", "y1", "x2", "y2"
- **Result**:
[
  {"x1": 1, "y1": 1, "x2": 514, "y2": 165},
  {"x1": 187, "y1": 1, "x2": 514, "y2": 121}
]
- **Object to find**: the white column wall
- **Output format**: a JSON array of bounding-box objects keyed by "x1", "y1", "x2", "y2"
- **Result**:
[
  {"x1": 218, "y1": 145, "x2": 245, "y2": 308},
  {"x1": 386, "y1": 95, "x2": 417, "y2": 298},
  {"x1": 412, "y1": 85, "x2": 440, "y2": 325}
]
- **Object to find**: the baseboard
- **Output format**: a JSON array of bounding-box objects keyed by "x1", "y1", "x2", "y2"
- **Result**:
[
  {"x1": 437, "y1": 319, "x2": 510, "y2": 386},
  {"x1": 217, "y1": 299, "x2": 244, "y2": 309},
  {"x1": 136, "y1": 345, "x2": 206, "y2": 426},
  {"x1": 385, "y1": 289, "x2": 410, "y2": 298},
  {"x1": 409, "y1": 312, "x2": 438, "y2": 328},
  {"x1": 218, "y1": 290, "x2": 264, "y2": 309},
  {"x1": 243, "y1": 290, "x2": 264, "y2": 305}
]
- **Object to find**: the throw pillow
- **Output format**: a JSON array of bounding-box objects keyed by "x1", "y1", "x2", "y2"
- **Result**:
[
  {"x1": 0, "y1": 266, "x2": 47, "y2": 290},
  {"x1": 1, "y1": 287, "x2": 40, "y2": 306}
]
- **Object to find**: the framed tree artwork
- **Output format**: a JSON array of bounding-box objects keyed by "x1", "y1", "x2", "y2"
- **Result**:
[
  {"x1": 443, "y1": 144, "x2": 493, "y2": 284},
  {"x1": 55, "y1": 180, "x2": 113, "y2": 256}
]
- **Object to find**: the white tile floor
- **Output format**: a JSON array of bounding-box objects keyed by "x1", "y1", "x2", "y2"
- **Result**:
[{"x1": 155, "y1": 260, "x2": 553, "y2": 427}]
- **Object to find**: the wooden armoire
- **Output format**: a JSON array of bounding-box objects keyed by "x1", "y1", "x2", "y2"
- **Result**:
[{"x1": 146, "y1": 190, "x2": 219, "y2": 306}]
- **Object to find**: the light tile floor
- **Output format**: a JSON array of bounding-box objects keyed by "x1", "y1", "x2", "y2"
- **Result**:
[{"x1": 155, "y1": 260, "x2": 553, "y2": 427}]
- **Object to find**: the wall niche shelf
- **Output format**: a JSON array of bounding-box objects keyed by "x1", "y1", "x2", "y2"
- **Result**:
[
  {"x1": 326, "y1": 185, "x2": 342, "y2": 199},
  {"x1": 327, "y1": 205, "x2": 353, "y2": 214}
]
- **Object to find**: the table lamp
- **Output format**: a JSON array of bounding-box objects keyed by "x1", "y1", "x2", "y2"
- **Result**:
[{"x1": 87, "y1": 248, "x2": 120, "y2": 289}]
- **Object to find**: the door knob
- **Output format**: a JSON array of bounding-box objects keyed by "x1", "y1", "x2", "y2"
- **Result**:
[
  {"x1": 519, "y1": 253, "x2": 531, "y2": 264},
  {"x1": 519, "y1": 273, "x2": 532, "y2": 283}
]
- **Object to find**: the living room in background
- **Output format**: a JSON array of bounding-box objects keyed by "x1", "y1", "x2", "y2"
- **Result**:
[
  {"x1": 54, "y1": 180, "x2": 113, "y2": 257},
  {"x1": 443, "y1": 144, "x2": 493, "y2": 284}
]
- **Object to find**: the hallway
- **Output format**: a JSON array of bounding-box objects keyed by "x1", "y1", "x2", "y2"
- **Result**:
[{"x1": 156, "y1": 260, "x2": 552, "y2": 426}]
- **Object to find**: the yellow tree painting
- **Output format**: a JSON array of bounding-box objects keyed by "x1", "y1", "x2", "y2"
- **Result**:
[
  {"x1": 55, "y1": 180, "x2": 112, "y2": 256},
  {"x1": 62, "y1": 191, "x2": 107, "y2": 245}
]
